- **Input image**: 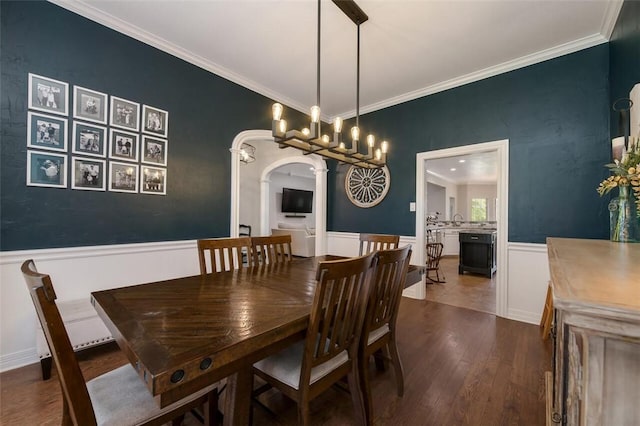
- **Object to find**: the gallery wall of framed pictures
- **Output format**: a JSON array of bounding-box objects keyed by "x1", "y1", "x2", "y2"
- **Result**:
[{"x1": 26, "y1": 73, "x2": 169, "y2": 195}]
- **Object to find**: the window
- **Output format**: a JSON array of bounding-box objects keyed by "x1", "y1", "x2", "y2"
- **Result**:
[{"x1": 471, "y1": 198, "x2": 487, "y2": 221}]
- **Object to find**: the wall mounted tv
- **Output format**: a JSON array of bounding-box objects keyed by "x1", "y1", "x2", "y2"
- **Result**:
[{"x1": 281, "y1": 188, "x2": 313, "y2": 214}]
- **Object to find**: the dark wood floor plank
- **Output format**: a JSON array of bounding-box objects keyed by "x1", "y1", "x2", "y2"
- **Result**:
[{"x1": 0, "y1": 299, "x2": 550, "y2": 426}]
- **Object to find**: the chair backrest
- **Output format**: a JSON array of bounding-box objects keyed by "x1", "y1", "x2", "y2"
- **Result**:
[
  {"x1": 21, "y1": 260, "x2": 97, "y2": 426},
  {"x1": 300, "y1": 253, "x2": 377, "y2": 386},
  {"x1": 251, "y1": 234, "x2": 292, "y2": 265},
  {"x1": 363, "y1": 246, "x2": 412, "y2": 342},
  {"x1": 426, "y1": 242, "x2": 444, "y2": 270},
  {"x1": 197, "y1": 237, "x2": 253, "y2": 273},
  {"x1": 239, "y1": 224, "x2": 252, "y2": 237},
  {"x1": 359, "y1": 233, "x2": 400, "y2": 255}
]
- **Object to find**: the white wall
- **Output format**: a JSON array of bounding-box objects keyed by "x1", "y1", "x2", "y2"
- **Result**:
[
  {"x1": 269, "y1": 171, "x2": 315, "y2": 230},
  {"x1": 457, "y1": 183, "x2": 497, "y2": 221},
  {"x1": 425, "y1": 174, "x2": 458, "y2": 220},
  {"x1": 0, "y1": 236, "x2": 551, "y2": 373}
]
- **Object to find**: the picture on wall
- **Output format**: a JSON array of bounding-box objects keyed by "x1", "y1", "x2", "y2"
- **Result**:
[
  {"x1": 27, "y1": 150, "x2": 67, "y2": 188},
  {"x1": 141, "y1": 166, "x2": 166, "y2": 195},
  {"x1": 110, "y1": 96, "x2": 140, "y2": 131},
  {"x1": 142, "y1": 105, "x2": 168, "y2": 138},
  {"x1": 109, "y1": 129, "x2": 139, "y2": 162},
  {"x1": 141, "y1": 136, "x2": 168, "y2": 166},
  {"x1": 27, "y1": 112, "x2": 67, "y2": 152},
  {"x1": 72, "y1": 122, "x2": 107, "y2": 157},
  {"x1": 73, "y1": 86, "x2": 108, "y2": 124},
  {"x1": 71, "y1": 157, "x2": 106, "y2": 191},
  {"x1": 28, "y1": 73, "x2": 69, "y2": 116},
  {"x1": 109, "y1": 161, "x2": 139, "y2": 193}
]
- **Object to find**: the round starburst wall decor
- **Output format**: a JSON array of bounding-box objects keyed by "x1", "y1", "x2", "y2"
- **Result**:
[{"x1": 345, "y1": 166, "x2": 390, "y2": 208}]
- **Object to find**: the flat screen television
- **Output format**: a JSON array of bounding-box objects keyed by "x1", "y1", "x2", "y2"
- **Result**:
[{"x1": 281, "y1": 188, "x2": 313, "y2": 214}]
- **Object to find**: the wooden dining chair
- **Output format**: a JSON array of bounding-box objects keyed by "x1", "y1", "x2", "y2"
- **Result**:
[
  {"x1": 359, "y1": 233, "x2": 400, "y2": 255},
  {"x1": 197, "y1": 237, "x2": 253, "y2": 274},
  {"x1": 250, "y1": 234, "x2": 292, "y2": 265},
  {"x1": 359, "y1": 245, "x2": 412, "y2": 424},
  {"x1": 20, "y1": 259, "x2": 219, "y2": 426},
  {"x1": 425, "y1": 242, "x2": 445, "y2": 284},
  {"x1": 252, "y1": 253, "x2": 378, "y2": 426}
]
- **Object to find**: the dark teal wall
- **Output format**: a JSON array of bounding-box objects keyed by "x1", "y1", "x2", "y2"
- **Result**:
[
  {"x1": 328, "y1": 45, "x2": 612, "y2": 243},
  {"x1": 0, "y1": 1, "x2": 309, "y2": 251},
  {"x1": 609, "y1": 0, "x2": 640, "y2": 139}
]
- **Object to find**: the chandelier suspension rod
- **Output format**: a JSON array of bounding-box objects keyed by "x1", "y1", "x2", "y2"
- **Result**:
[
  {"x1": 317, "y1": 0, "x2": 321, "y2": 110},
  {"x1": 356, "y1": 22, "x2": 360, "y2": 130}
]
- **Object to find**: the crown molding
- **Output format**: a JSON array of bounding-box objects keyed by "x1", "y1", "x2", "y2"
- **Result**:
[
  {"x1": 47, "y1": 0, "x2": 310, "y2": 117},
  {"x1": 600, "y1": 0, "x2": 624, "y2": 40},
  {"x1": 333, "y1": 33, "x2": 609, "y2": 119}
]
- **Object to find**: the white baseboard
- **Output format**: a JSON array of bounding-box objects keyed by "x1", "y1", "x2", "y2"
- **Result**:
[
  {"x1": 0, "y1": 348, "x2": 38, "y2": 372},
  {"x1": 507, "y1": 308, "x2": 542, "y2": 325}
]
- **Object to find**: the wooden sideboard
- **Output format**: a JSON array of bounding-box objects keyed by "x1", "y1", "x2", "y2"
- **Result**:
[{"x1": 546, "y1": 238, "x2": 640, "y2": 425}]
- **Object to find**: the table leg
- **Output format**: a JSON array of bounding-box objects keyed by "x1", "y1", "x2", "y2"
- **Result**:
[{"x1": 223, "y1": 367, "x2": 253, "y2": 426}]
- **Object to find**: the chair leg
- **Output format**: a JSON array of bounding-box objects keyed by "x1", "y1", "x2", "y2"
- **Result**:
[
  {"x1": 298, "y1": 402, "x2": 311, "y2": 426},
  {"x1": 387, "y1": 339, "x2": 405, "y2": 397},
  {"x1": 172, "y1": 415, "x2": 185, "y2": 426},
  {"x1": 351, "y1": 361, "x2": 370, "y2": 426},
  {"x1": 40, "y1": 356, "x2": 52, "y2": 380},
  {"x1": 373, "y1": 348, "x2": 387, "y2": 372},
  {"x1": 202, "y1": 389, "x2": 219, "y2": 426}
]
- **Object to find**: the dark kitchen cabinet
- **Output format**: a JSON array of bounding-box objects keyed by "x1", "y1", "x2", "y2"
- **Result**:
[{"x1": 458, "y1": 231, "x2": 497, "y2": 277}]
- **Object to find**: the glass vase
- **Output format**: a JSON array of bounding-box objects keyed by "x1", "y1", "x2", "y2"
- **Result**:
[{"x1": 608, "y1": 185, "x2": 640, "y2": 242}]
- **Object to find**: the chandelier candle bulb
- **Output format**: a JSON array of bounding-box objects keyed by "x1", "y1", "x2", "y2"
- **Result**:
[
  {"x1": 310, "y1": 106, "x2": 321, "y2": 123},
  {"x1": 381, "y1": 140, "x2": 388, "y2": 153},
  {"x1": 351, "y1": 126, "x2": 360, "y2": 141},
  {"x1": 302, "y1": 128, "x2": 310, "y2": 136},
  {"x1": 334, "y1": 117, "x2": 343, "y2": 132},
  {"x1": 272, "y1": 103, "x2": 283, "y2": 121}
]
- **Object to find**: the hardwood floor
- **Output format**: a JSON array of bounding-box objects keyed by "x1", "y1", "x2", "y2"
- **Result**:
[
  {"x1": 425, "y1": 256, "x2": 496, "y2": 315},
  {"x1": 0, "y1": 299, "x2": 550, "y2": 425}
]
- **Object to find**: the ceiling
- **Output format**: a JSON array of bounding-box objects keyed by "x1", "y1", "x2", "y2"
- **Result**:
[
  {"x1": 51, "y1": 0, "x2": 622, "y2": 121},
  {"x1": 426, "y1": 151, "x2": 497, "y2": 184}
]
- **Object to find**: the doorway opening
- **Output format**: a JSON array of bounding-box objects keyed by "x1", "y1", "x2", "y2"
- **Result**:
[{"x1": 415, "y1": 140, "x2": 509, "y2": 317}]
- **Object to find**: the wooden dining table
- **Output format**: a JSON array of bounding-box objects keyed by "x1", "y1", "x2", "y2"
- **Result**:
[{"x1": 91, "y1": 255, "x2": 423, "y2": 426}]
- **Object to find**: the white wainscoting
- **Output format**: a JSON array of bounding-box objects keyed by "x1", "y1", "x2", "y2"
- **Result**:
[
  {"x1": 0, "y1": 236, "x2": 550, "y2": 373},
  {"x1": 0, "y1": 240, "x2": 200, "y2": 372},
  {"x1": 506, "y1": 242, "x2": 550, "y2": 324}
]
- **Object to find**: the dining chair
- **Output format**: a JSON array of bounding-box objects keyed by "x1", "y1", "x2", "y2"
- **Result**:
[
  {"x1": 252, "y1": 252, "x2": 378, "y2": 426},
  {"x1": 425, "y1": 242, "x2": 445, "y2": 284},
  {"x1": 197, "y1": 237, "x2": 253, "y2": 274},
  {"x1": 21, "y1": 259, "x2": 219, "y2": 426},
  {"x1": 358, "y1": 233, "x2": 400, "y2": 255},
  {"x1": 359, "y1": 245, "x2": 412, "y2": 424},
  {"x1": 250, "y1": 234, "x2": 292, "y2": 265}
]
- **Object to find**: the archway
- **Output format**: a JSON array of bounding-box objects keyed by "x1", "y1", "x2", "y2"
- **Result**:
[{"x1": 229, "y1": 130, "x2": 328, "y2": 255}]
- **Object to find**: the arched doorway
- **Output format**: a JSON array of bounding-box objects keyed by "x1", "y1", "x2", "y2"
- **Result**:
[{"x1": 229, "y1": 130, "x2": 328, "y2": 255}]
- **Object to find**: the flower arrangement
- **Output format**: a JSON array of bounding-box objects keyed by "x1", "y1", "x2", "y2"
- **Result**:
[
  {"x1": 597, "y1": 138, "x2": 640, "y2": 242},
  {"x1": 597, "y1": 138, "x2": 640, "y2": 213}
]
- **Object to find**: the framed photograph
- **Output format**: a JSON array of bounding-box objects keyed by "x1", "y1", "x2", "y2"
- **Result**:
[
  {"x1": 110, "y1": 96, "x2": 140, "y2": 131},
  {"x1": 109, "y1": 161, "x2": 139, "y2": 193},
  {"x1": 27, "y1": 112, "x2": 68, "y2": 152},
  {"x1": 142, "y1": 105, "x2": 168, "y2": 138},
  {"x1": 28, "y1": 73, "x2": 69, "y2": 116},
  {"x1": 141, "y1": 136, "x2": 168, "y2": 166},
  {"x1": 140, "y1": 166, "x2": 167, "y2": 195},
  {"x1": 26, "y1": 150, "x2": 67, "y2": 188},
  {"x1": 72, "y1": 122, "x2": 107, "y2": 157},
  {"x1": 71, "y1": 157, "x2": 106, "y2": 191},
  {"x1": 73, "y1": 86, "x2": 107, "y2": 124},
  {"x1": 109, "y1": 129, "x2": 139, "y2": 162}
]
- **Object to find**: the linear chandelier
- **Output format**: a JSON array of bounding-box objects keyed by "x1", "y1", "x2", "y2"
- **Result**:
[{"x1": 271, "y1": 0, "x2": 388, "y2": 169}]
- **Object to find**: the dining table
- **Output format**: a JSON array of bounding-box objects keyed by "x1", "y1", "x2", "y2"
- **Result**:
[{"x1": 91, "y1": 255, "x2": 423, "y2": 426}]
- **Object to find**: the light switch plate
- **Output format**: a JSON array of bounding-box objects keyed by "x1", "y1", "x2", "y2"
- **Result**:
[{"x1": 409, "y1": 202, "x2": 416, "y2": 212}]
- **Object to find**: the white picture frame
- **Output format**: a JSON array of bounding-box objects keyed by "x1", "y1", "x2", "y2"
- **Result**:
[
  {"x1": 27, "y1": 112, "x2": 68, "y2": 152},
  {"x1": 71, "y1": 157, "x2": 106, "y2": 191},
  {"x1": 142, "y1": 105, "x2": 169, "y2": 138},
  {"x1": 109, "y1": 129, "x2": 139, "y2": 162},
  {"x1": 141, "y1": 135, "x2": 168, "y2": 166},
  {"x1": 110, "y1": 96, "x2": 140, "y2": 131},
  {"x1": 109, "y1": 161, "x2": 139, "y2": 193},
  {"x1": 73, "y1": 86, "x2": 108, "y2": 124},
  {"x1": 140, "y1": 166, "x2": 167, "y2": 195},
  {"x1": 28, "y1": 73, "x2": 69, "y2": 116},
  {"x1": 27, "y1": 150, "x2": 67, "y2": 188},
  {"x1": 72, "y1": 122, "x2": 107, "y2": 158}
]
